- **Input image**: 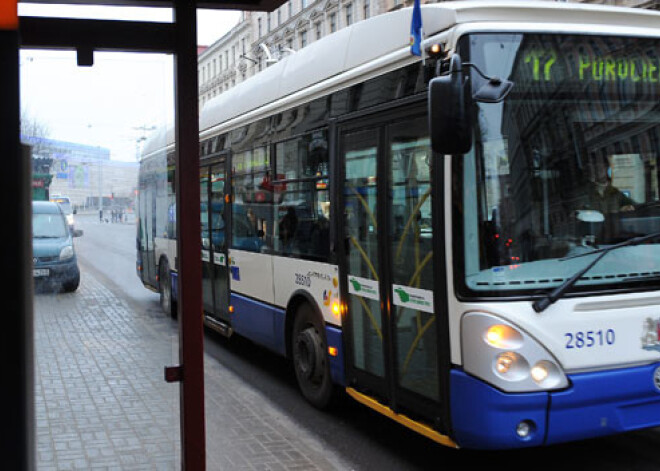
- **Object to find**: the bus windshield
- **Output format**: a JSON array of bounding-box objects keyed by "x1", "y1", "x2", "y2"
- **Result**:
[{"x1": 461, "y1": 33, "x2": 660, "y2": 295}]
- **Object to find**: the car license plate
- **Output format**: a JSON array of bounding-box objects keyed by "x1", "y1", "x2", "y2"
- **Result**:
[{"x1": 33, "y1": 268, "x2": 49, "y2": 277}]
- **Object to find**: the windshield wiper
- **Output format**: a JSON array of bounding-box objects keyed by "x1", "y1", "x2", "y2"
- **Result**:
[{"x1": 532, "y1": 231, "x2": 660, "y2": 313}]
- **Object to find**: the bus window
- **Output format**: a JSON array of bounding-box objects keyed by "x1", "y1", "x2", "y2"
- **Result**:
[
  {"x1": 231, "y1": 148, "x2": 271, "y2": 252},
  {"x1": 273, "y1": 131, "x2": 330, "y2": 260}
]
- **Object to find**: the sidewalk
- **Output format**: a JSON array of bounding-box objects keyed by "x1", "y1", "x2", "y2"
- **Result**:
[
  {"x1": 34, "y1": 258, "x2": 348, "y2": 470},
  {"x1": 34, "y1": 274, "x2": 179, "y2": 469}
]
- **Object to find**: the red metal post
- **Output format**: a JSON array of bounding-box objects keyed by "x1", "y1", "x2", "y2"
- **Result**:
[
  {"x1": 174, "y1": 0, "x2": 206, "y2": 469},
  {"x1": 2, "y1": 2, "x2": 35, "y2": 468}
]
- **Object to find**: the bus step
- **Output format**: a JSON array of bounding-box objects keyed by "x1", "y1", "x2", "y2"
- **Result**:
[{"x1": 204, "y1": 316, "x2": 233, "y2": 338}]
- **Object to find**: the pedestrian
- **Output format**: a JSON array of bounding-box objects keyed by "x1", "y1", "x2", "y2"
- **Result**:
[{"x1": 99, "y1": 208, "x2": 103, "y2": 223}]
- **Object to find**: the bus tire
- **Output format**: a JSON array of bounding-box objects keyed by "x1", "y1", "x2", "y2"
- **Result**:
[
  {"x1": 159, "y1": 260, "x2": 176, "y2": 318},
  {"x1": 292, "y1": 302, "x2": 333, "y2": 409}
]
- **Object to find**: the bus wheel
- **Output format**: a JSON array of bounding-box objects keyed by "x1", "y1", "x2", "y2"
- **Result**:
[
  {"x1": 292, "y1": 303, "x2": 333, "y2": 409},
  {"x1": 159, "y1": 260, "x2": 176, "y2": 318}
]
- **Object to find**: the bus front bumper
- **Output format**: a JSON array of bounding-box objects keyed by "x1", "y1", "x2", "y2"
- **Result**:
[{"x1": 450, "y1": 362, "x2": 660, "y2": 449}]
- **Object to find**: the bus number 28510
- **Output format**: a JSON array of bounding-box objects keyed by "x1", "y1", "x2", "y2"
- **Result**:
[{"x1": 565, "y1": 329, "x2": 615, "y2": 349}]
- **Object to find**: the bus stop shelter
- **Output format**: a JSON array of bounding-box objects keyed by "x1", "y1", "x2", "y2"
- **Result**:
[{"x1": 0, "y1": 0, "x2": 284, "y2": 468}]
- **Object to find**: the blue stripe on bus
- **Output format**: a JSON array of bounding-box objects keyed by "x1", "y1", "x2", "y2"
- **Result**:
[
  {"x1": 451, "y1": 362, "x2": 660, "y2": 449},
  {"x1": 546, "y1": 362, "x2": 660, "y2": 445},
  {"x1": 325, "y1": 326, "x2": 345, "y2": 386},
  {"x1": 230, "y1": 293, "x2": 286, "y2": 356},
  {"x1": 228, "y1": 293, "x2": 345, "y2": 385},
  {"x1": 449, "y1": 369, "x2": 549, "y2": 449}
]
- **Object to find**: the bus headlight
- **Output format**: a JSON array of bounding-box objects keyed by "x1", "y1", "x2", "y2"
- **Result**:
[
  {"x1": 485, "y1": 324, "x2": 523, "y2": 349},
  {"x1": 530, "y1": 360, "x2": 563, "y2": 389},
  {"x1": 462, "y1": 312, "x2": 568, "y2": 392},
  {"x1": 494, "y1": 351, "x2": 529, "y2": 381}
]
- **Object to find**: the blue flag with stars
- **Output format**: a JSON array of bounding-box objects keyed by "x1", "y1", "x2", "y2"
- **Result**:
[{"x1": 410, "y1": 0, "x2": 422, "y2": 56}]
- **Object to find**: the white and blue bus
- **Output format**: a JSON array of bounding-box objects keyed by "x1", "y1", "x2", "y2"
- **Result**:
[{"x1": 137, "y1": 1, "x2": 660, "y2": 449}]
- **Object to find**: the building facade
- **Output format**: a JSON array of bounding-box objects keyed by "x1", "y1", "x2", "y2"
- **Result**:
[{"x1": 23, "y1": 136, "x2": 138, "y2": 210}]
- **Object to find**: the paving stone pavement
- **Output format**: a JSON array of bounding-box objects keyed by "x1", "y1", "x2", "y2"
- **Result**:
[{"x1": 34, "y1": 264, "x2": 351, "y2": 470}]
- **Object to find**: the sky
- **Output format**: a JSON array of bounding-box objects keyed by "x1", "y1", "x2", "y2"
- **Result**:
[{"x1": 18, "y1": 5, "x2": 242, "y2": 162}]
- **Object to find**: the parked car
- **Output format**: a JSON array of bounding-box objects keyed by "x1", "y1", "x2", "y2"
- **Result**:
[{"x1": 32, "y1": 201, "x2": 82, "y2": 292}]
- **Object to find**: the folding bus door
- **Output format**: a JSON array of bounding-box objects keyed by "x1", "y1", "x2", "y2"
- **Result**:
[
  {"x1": 340, "y1": 111, "x2": 443, "y2": 424},
  {"x1": 210, "y1": 158, "x2": 230, "y2": 324},
  {"x1": 201, "y1": 167, "x2": 214, "y2": 314}
]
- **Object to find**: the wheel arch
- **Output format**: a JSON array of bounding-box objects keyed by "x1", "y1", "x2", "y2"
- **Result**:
[{"x1": 285, "y1": 289, "x2": 325, "y2": 359}]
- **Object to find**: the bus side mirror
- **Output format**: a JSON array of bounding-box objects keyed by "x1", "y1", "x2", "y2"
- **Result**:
[{"x1": 428, "y1": 53, "x2": 472, "y2": 155}]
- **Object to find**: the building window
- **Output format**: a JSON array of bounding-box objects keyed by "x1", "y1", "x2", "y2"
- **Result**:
[
  {"x1": 268, "y1": 12, "x2": 272, "y2": 31},
  {"x1": 288, "y1": 1, "x2": 292, "y2": 18},
  {"x1": 364, "y1": 0, "x2": 370, "y2": 19},
  {"x1": 329, "y1": 12, "x2": 337, "y2": 33},
  {"x1": 345, "y1": 3, "x2": 353, "y2": 26},
  {"x1": 278, "y1": 9, "x2": 282, "y2": 26},
  {"x1": 258, "y1": 17, "x2": 262, "y2": 37},
  {"x1": 315, "y1": 21, "x2": 322, "y2": 39},
  {"x1": 300, "y1": 30, "x2": 307, "y2": 48},
  {"x1": 302, "y1": 0, "x2": 308, "y2": 8}
]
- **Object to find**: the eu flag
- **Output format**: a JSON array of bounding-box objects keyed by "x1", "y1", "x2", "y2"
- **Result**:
[{"x1": 410, "y1": 0, "x2": 422, "y2": 56}]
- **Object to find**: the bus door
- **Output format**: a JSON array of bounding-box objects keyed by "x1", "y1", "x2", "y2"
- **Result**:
[
  {"x1": 200, "y1": 156, "x2": 231, "y2": 330},
  {"x1": 200, "y1": 167, "x2": 214, "y2": 314},
  {"x1": 210, "y1": 158, "x2": 230, "y2": 324},
  {"x1": 340, "y1": 112, "x2": 443, "y2": 423},
  {"x1": 138, "y1": 183, "x2": 158, "y2": 288}
]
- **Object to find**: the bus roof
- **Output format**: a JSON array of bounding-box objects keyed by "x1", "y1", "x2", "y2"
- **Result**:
[{"x1": 144, "y1": 0, "x2": 660, "y2": 154}]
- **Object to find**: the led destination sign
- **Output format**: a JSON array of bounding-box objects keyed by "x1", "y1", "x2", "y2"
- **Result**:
[
  {"x1": 497, "y1": 34, "x2": 660, "y2": 90},
  {"x1": 524, "y1": 50, "x2": 660, "y2": 83}
]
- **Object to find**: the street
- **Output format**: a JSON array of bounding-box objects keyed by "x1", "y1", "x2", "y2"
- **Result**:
[{"x1": 33, "y1": 212, "x2": 660, "y2": 470}]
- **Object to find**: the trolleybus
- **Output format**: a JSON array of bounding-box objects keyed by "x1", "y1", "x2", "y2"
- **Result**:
[{"x1": 137, "y1": 1, "x2": 660, "y2": 449}]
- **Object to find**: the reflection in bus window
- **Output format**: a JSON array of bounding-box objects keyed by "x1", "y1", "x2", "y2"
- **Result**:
[
  {"x1": 274, "y1": 131, "x2": 330, "y2": 260},
  {"x1": 232, "y1": 148, "x2": 271, "y2": 252}
]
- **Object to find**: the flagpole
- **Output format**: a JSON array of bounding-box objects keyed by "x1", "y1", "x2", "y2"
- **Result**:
[
  {"x1": 421, "y1": 27, "x2": 425, "y2": 66},
  {"x1": 410, "y1": 0, "x2": 424, "y2": 63}
]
